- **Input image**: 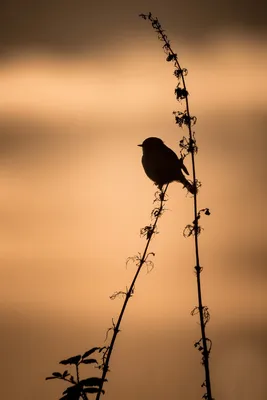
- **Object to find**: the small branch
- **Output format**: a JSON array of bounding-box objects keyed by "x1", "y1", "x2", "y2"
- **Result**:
[
  {"x1": 140, "y1": 12, "x2": 214, "y2": 400},
  {"x1": 96, "y1": 185, "x2": 169, "y2": 400},
  {"x1": 75, "y1": 364, "x2": 88, "y2": 400}
]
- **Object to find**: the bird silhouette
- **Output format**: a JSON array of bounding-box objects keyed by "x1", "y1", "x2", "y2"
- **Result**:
[{"x1": 138, "y1": 137, "x2": 196, "y2": 194}]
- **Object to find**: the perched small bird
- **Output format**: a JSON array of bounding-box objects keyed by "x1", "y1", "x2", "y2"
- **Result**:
[{"x1": 138, "y1": 137, "x2": 196, "y2": 194}]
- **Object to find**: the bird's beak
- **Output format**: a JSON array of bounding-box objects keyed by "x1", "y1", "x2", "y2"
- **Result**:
[{"x1": 138, "y1": 144, "x2": 143, "y2": 147}]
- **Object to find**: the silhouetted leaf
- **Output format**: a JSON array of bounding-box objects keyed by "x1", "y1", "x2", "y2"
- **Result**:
[
  {"x1": 63, "y1": 384, "x2": 81, "y2": 395},
  {"x1": 52, "y1": 372, "x2": 62, "y2": 378},
  {"x1": 175, "y1": 87, "x2": 188, "y2": 100},
  {"x1": 84, "y1": 387, "x2": 105, "y2": 395},
  {"x1": 167, "y1": 53, "x2": 177, "y2": 62},
  {"x1": 60, "y1": 393, "x2": 79, "y2": 400},
  {"x1": 60, "y1": 355, "x2": 81, "y2": 365},
  {"x1": 81, "y1": 358, "x2": 98, "y2": 364},
  {"x1": 80, "y1": 377, "x2": 106, "y2": 387},
  {"x1": 82, "y1": 347, "x2": 100, "y2": 359},
  {"x1": 84, "y1": 387, "x2": 100, "y2": 394},
  {"x1": 62, "y1": 370, "x2": 69, "y2": 378},
  {"x1": 139, "y1": 13, "x2": 147, "y2": 20}
]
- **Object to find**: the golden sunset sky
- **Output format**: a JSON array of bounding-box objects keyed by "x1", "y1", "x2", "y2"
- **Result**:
[{"x1": 0, "y1": 1, "x2": 266, "y2": 399}]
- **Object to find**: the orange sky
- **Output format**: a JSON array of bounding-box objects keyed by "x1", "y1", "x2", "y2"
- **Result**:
[{"x1": 0, "y1": 18, "x2": 266, "y2": 400}]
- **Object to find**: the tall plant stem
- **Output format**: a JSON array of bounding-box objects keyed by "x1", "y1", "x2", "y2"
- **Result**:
[
  {"x1": 182, "y1": 58, "x2": 213, "y2": 400},
  {"x1": 139, "y1": 12, "x2": 213, "y2": 400},
  {"x1": 171, "y1": 31, "x2": 213, "y2": 400},
  {"x1": 96, "y1": 185, "x2": 169, "y2": 400}
]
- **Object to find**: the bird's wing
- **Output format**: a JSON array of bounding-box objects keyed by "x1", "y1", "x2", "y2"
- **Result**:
[{"x1": 163, "y1": 146, "x2": 189, "y2": 175}]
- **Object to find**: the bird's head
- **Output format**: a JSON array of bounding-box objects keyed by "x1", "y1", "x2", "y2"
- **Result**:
[{"x1": 138, "y1": 137, "x2": 164, "y2": 150}]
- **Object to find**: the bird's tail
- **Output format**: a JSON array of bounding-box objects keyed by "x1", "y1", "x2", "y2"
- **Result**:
[{"x1": 178, "y1": 176, "x2": 197, "y2": 195}]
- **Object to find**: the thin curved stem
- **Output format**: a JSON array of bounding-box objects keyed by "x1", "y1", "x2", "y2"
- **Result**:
[
  {"x1": 76, "y1": 365, "x2": 88, "y2": 400},
  {"x1": 180, "y1": 56, "x2": 213, "y2": 400},
  {"x1": 96, "y1": 184, "x2": 169, "y2": 400},
  {"x1": 139, "y1": 13, "x2": 213, "y2": 400}
]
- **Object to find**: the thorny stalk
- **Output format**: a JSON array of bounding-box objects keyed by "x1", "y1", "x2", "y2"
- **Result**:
[
  {"x1": 76, "y1": 364, "x2": 87, "y2": 400},
  {"x1": 140, "y1": 12, "x2": 214, "y2": 400},
  {"x1": 96, "y1": 185, "x2": 169, "y2": 400}
]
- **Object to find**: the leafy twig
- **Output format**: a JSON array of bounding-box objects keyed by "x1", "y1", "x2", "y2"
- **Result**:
[
  {"x1": 96, "y1": 185, "x2": 169, "y2": 399},
  {"x1": 140, "y1": 12, "x2": 214, "y2": 400}
]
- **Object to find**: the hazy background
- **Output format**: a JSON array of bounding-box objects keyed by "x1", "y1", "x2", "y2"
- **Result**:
[{"x1": 0, "y1": 1, "x2": 266, "y2": 399}]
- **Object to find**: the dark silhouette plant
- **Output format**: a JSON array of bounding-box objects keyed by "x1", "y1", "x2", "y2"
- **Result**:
[
  {"x1": 45, "y1": 348, "x2": 107, "y2": 400},
  {"x1": 46, "y1": 186, "x2": 169, "y2": 400},
  {"x1": 46, "y1": 12, "x2": 214, "y2": 400},
  {"x1": 139, "y1": 12, "x2": 214, "y2": 400}
]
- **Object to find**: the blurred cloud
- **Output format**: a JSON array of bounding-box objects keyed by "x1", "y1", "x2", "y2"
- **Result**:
[
  {"x1": 0, "y1": 35, "x2": 266, "y2": 123},
  {"x1": 1, "y1": 0, "x2": 266, "y2": 56}
]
